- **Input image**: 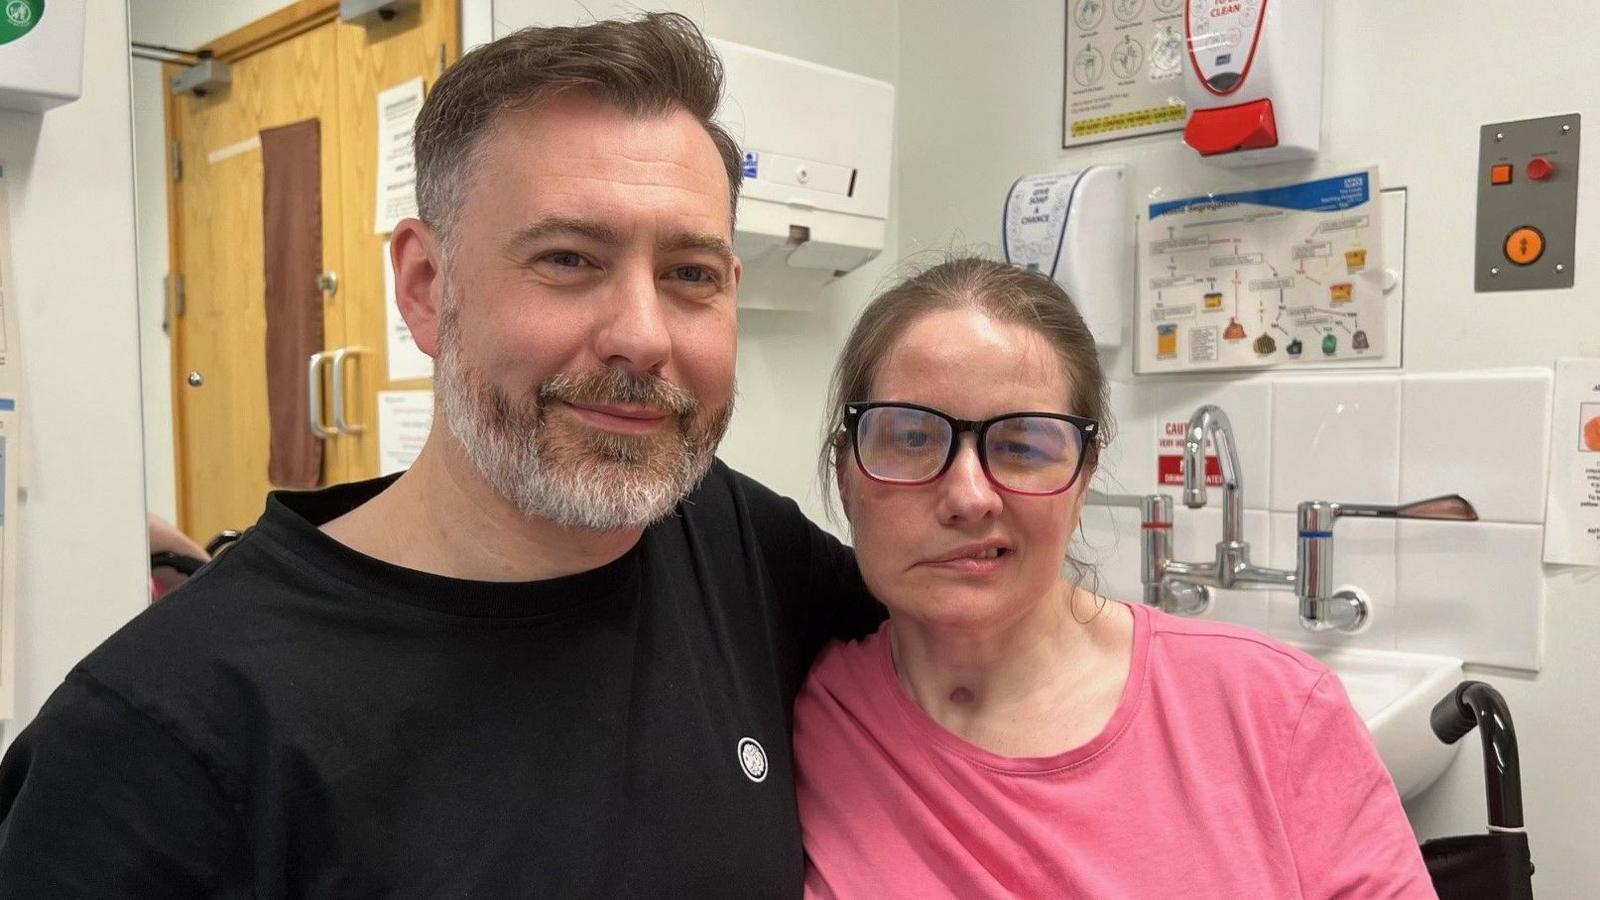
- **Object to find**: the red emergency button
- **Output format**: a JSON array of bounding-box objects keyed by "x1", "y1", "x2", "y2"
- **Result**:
[
  {"x1": 1527, "y1": 156, "x2": 1556, "y2": 181},
  {"x1": 1184, "y1": 100, "x2": 1280, "y2": 156}
]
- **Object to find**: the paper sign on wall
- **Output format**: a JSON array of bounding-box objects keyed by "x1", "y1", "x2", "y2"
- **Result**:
[
  {"x1": 1062, "y1": 0, "x2": 1187, "y2": 147},
  {"x1": 0, "y1": 174, "x2": 24, "y2": 391},
  {"x1": 374, "y1": 77, "x2": 424, "y2": 235},
  {"x1": 1156, "y1": 419, "x2": 1221, "y2": 487},
  {"x1": 1136, "y1": 169, "x2": 1387, "y2": 374},
  {"x1": 383, "y1": 241, "x2": 433, "y2": 381},
  {"x1": 1543, "y1": 358, "x2": 1600, "y2": 566},
  {"x1": 0, "y1": 395, "x2": 18, "y2": 719},
  {"x1": 378, "y1": 390, "x2": 433, "y2": 476}
]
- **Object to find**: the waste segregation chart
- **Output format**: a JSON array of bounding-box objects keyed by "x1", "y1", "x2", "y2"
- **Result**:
[{"x1": 1136, "y1": 169, "x2": 1386, "y2": 373}]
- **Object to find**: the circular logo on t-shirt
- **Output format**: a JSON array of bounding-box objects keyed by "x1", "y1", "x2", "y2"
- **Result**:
[{"x1": 737, "y1": 737, "x2": 768, "y2": 783}]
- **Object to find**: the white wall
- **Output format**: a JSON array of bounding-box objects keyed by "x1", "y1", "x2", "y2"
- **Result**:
[
  {"x1": 492, "y1": 0, "x2": 901, "y2": 525},
  {"x1": 897, "y1": 1, "x2": 1599, "y2": 893},
  {"x1": 129, "y1": 55, "x2": 174, "y2": 521},
  {"x1": 0, "y1": 2, "x2": 149, "y2": 747}
]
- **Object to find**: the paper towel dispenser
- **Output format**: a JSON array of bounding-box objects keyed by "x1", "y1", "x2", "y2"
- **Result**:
[
  {"x1": 1001, "y1": 165, "x2": 1130, "y2": 347},
  {"x1": 711, "y1": 38, "x2": 894, "y2": 307}
]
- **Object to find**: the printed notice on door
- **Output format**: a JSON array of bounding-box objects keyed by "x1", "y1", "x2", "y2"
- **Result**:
[
  {"x1": 1544, "y1": 358, "x2": 1600, "y2": 566},
  {"x1": 1063, "y1": 0, "x2": 1187, "y2": 147},
  {"x1": 378, "y1": 390, "x2": 433, "y2": 476},
  {"x1": 374, "y1": 77, "x2": 425, "y2": 235}
]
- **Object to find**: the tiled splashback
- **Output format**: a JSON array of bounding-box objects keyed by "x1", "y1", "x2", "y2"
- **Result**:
[{"x1": 1077, "y1": 368, "x2": 1552, "y2": 671}]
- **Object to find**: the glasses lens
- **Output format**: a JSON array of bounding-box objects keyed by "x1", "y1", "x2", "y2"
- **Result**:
[
  {"x1": 856, "y1": 406, "x2": 953, "y2": 483},
  {"x1": 984, "y1": 416, "x2": 1084, "y2": 493}
]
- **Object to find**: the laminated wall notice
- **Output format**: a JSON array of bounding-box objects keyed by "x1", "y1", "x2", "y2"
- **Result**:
[
  {"x1": 1062, "y1": 0, "x2": 1187, "y2": 147},
  {"x1": 1136, "y1": 169, "x2": 1387, "y2": 373}
]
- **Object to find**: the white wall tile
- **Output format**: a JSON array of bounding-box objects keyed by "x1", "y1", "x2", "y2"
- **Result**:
[
  {"x1": 1169, "y1": 506, "x2": 1272, "y2": 631},
  {"x1": 1143, "y1": 378, "x2": 1274, "y2": 510},
  {"x1": 1265, "y1": 513, "x2": 1399, "y2": 651},
  {"x1": 1072, "y1": 505, "x2": 1143, "y2": 603},
  {"x1": 1396, "y1": 521, "x2": 1545, "y2": 670},
  {"x1": 1400, "y1": 370, "x2": 1552, "y2": 524},
  {"x1": 1092, "y1": 380, "x2": 1158, "y2": 497},
  {"x1": 1270, "y1": 376, "x2": 1401, "y2": 511}
]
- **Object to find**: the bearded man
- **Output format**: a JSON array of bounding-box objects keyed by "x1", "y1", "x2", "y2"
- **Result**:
[{"x1": 0, "y1": 14, "x2": 879, "y2": 897}]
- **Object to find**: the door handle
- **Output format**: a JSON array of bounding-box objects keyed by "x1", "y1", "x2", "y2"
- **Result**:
[
  {"x1": 331, "y1": 346, "x2": 369, "y2": 435},
  {"x1": 307, "y1": 351, "x2": 333, "y2": 439}
]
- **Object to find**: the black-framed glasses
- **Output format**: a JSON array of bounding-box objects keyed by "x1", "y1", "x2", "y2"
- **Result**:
[{"x1": 842, "y1": 401, "x2": 1099, "y2": 496}]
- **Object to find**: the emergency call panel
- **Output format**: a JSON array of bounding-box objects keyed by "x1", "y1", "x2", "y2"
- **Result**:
[{"x1": 1475, "y1": 113, "x2": 1580, "y2": 292}]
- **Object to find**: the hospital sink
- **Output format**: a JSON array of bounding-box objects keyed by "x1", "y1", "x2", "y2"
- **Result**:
[{"x1": 1290, "y1": 644, "x2": 1465, "y2": 801}]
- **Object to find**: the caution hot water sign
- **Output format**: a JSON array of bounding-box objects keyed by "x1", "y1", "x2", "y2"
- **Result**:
[{"x1": 1157, "y1": 419, "x2": 1223, "y2": 487}]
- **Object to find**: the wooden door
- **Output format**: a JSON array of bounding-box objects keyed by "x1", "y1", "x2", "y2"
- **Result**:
[
  {"x1": 331, "y1": 0, "x2": 459, "y2": 481},
  {"x1": 167, "y1": 1, "x2": 460, "y2": 542},
  {"x1": 167, "y1": 18, "x2": 345, "y2": 544}
]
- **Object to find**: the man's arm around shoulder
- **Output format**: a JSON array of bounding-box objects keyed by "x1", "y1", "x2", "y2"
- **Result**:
[{"x1": 722, "y1": 465, "x2": 885, "y2": 660}]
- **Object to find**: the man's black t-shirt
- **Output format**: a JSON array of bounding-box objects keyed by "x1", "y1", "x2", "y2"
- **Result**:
[{"x1": 0, "y1": 461, "x2": 880, "y2": 897}]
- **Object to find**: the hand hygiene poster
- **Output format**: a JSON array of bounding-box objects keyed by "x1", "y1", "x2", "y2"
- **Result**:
[
  {"x1": 1136, "y1": 169, "x2": 1386, "y2": 374},
  {"x1": 1062, "y1": 0, "x2": 1187, "y2": 147}
]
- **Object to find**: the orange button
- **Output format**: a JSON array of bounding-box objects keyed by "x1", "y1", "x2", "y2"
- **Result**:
[
  {"x1": 1490, "y1": 164, "x2": 1513, "y2": 185},
  {"x1": 1504, "y1": 226, "x2": 1545, "y2": 265}
]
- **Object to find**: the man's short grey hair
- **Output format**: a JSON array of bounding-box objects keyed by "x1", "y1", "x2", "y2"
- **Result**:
[{"x1": 413, "y1": 12, "x2": 744, "y2": 247}]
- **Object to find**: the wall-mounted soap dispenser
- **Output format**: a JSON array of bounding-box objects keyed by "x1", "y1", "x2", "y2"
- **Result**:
[
  {"x1": 1181, "y1": 0, "x2": 1323, "y2": 165},
  {"x1": 1001, "y1": 165, "x2": 1130, "y2": 347}
]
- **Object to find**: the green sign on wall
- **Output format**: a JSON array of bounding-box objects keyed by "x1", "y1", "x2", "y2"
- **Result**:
[{"x1": 0, "y1": 0, "x2": 43, "y2": 47}]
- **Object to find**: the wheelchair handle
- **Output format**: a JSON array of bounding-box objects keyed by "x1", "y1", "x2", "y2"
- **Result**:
[{"x1": 1430, "y1": 681, "x2": 1524, "y2": 830}]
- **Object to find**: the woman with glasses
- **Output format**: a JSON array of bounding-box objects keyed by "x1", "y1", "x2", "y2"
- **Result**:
[{"x1": 793, "y1": 258, "x2": 1432, "y2": 898}]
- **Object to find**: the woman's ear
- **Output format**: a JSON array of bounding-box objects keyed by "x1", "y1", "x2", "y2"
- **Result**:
[{"x1": 834, "y1": 447, "x2": 854, "y2": 522}]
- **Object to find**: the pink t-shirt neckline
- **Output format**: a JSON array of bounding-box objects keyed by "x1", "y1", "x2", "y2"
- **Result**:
[{"x1": 873, "y1": 600, "x2": 1153, "y2": 776}]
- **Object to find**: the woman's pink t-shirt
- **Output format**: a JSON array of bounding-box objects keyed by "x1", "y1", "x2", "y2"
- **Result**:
[{"x1": 794, "y1": 602, "x2": 1435, "y2": 899}]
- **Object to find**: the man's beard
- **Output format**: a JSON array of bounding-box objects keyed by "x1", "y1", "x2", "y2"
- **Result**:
[{"x1": 433, "y1": 287, "x2": 732, "y2": 531}]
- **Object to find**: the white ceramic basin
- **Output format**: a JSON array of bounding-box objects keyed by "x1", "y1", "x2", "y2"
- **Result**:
[{"x1": 1291, "y1": 644, "x2": 1465, "y2": 801}]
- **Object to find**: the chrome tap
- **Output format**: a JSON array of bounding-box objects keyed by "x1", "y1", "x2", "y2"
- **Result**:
[
  {"x1": 1183, "y1": 405, "x2": 1244, "y2": 545},
  {"x1": 1085, "y1": 489, "x2": 1173, "y2": 609},
  {"x1": 1293, "y1": 494, "x2": 1478, "y2": 630},
  {"x1": 1089, "y1": 404, "x2": 1478, "y2": 633},
  {"x1": 1157, "y1": 405, "x2": 1297, "y2": 614}
]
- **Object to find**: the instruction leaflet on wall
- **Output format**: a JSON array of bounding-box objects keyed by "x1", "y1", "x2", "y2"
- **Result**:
[
  {"x1": 0, "y1": 172, "x2": 25, "y2": 499},
  {"x1": 374, "y1": 77, "x2": 425, "y2": 235},
  {"x1": 0, "y1": 176, "x2": 17, "y2": 718},
  {"x1": 1136, "y1": 168, "x2": 1386, "y2": 374},
  {"x1": 1062, "y1": 0, "x2": 1187, "y2": 147},
  {"x1": 0, "y1": 174, "x2": 23, "y2": 392},
  {"x1": 0, "y1": 396, "x2": 16, "y2": 718},
  {"x1": 383, "y1": 241, "x2": 434, "y2": 381},
  {"x1": 378, "y1": 390, "x2": 433, "y2": 476},
  {"x1": 1543, "y1": 359, "x2": 1600, "y2": 566}
]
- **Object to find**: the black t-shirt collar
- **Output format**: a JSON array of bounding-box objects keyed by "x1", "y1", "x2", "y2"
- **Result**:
[{"x1": 253, "y1": 475, "x2": 644, "y2": 620}]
